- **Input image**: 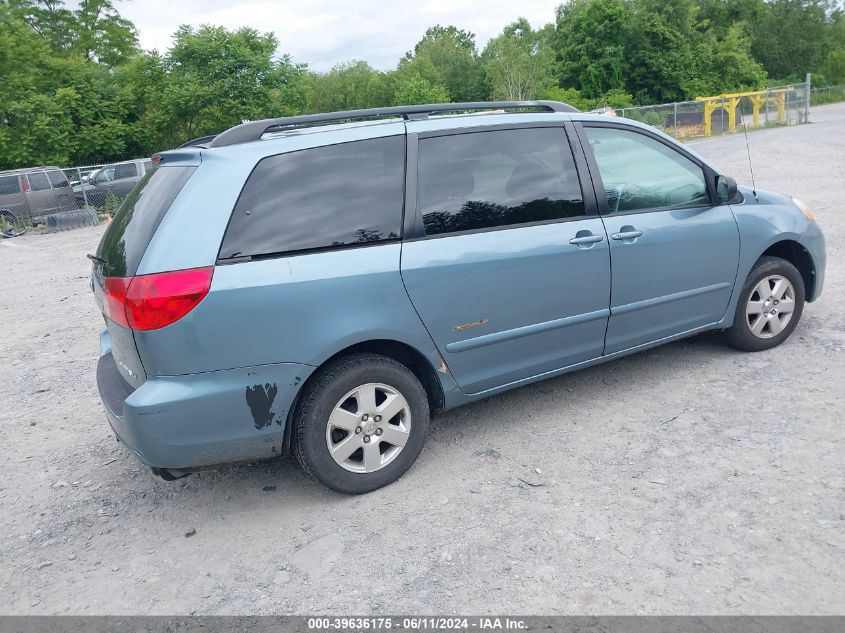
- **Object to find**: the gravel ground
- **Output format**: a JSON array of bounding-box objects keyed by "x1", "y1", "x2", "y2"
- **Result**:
[{"x1": 1, "y1": 104, "x2": 843, "y2": 616}]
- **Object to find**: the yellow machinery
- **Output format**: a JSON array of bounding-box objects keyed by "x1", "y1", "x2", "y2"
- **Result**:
[{"x1": 695, "y1": 87, "x2": 794, "y2": 136}]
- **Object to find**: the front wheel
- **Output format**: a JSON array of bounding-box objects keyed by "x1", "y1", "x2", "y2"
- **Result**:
[
  {"x1": 293, "y1": 354, "x2": 429, "y2": 494},
  {"x1": 723, "y1": 256, "x2": 805, "y2": 352}
]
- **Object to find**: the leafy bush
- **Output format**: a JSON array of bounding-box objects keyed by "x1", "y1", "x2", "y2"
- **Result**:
[{"x1": 100, "y1": 192, "x2": 122, "y2": 214}]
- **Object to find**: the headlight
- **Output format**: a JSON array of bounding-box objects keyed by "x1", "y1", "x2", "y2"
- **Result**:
[{"x1": 793, "y1": 198, "x2": 815, "y2": 222}]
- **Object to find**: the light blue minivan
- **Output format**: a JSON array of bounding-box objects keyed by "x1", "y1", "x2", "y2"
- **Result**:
[{"x1": 92, "y1": 101, "x2": 825, "y2": 493}]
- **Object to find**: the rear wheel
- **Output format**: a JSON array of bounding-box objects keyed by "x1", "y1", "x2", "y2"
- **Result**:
[
  {"x1": 293, "y1": 353, "x2": 429, "y2": 494},
  {"x1": 723, "y1": 256, "x2": 805, "y2": 352}
]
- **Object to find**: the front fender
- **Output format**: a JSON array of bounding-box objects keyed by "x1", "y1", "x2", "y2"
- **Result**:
[{"x1": 718, "y1": 189, "x2": 826, "y2": 327}]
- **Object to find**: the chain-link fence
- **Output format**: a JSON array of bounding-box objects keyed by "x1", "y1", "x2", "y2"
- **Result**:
[
  {"x1": 0, "y1": 159, "x2": 153, "y2": 234},
  {"x1": 811, "y1": 84, "x2": 845, "y2": 106},
  {"x1": 2, "y1": 78, "x2": 839, "y2": 237},
  {"x1": 60, "y1": 159, "x2": 154, "y2": 212},
  {"x1": 616, "y1": 81, "x2": 812, "y2": 141}
]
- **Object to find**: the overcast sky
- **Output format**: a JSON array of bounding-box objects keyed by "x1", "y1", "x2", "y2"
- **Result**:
[{"x1": 114, "y1": 0, "x2": 560, "y2": 71}]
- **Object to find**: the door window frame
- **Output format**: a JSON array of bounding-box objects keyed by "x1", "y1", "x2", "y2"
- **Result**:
[
  {"x1": 402, "y1": 122, "x2": 599, "y2": 241},
  {"x1": 574, "y1": 121, "x2": 720, "y2": 218},
  {"x1": 215, "y1": 134, "x2": 408, "y2": 264},
  {"x1": 26, "y1": 171, "x2": 51, "y2": 191}
]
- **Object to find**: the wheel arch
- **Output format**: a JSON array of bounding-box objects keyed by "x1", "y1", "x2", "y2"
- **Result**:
[
  {"x1": 759, "y1": 239, "x2": 816, "y2": 301},
  {"x1": 281, "y1": 339, "x2": 448, "y2": 452}
]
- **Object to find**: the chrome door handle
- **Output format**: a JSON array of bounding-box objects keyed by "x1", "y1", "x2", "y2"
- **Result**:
[
  {"x1": 569, "y1": 234, "x2": 604, "y2": 245},
  {"x1": 611, "y1": 230, "x2": 643, "y2": 240}
]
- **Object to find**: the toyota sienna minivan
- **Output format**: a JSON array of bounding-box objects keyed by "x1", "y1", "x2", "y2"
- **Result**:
[{"x1": 92, "y1": 101, "x2": 825, "y2": 494}]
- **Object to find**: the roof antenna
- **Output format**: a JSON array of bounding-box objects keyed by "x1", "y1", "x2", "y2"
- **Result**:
[{"x1": 742, "y1": 120, "x2": 759, "y2": 202}]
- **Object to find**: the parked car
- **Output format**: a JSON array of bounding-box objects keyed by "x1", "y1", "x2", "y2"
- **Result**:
[
  {"x1": 91, "y1": 101, "x2": 825, "y2": 494},
  {"x1": 74, "y1": 158, "x2": 153, "y2": 208},
  {"x1": 0, "y1": 166, "x2": 76, "y2": 223},
  {"x1": 68, "y1": 167, "x2": 99, "y2": 187}
]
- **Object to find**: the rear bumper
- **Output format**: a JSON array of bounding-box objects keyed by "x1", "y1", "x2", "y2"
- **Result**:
[{"x1": 97, "y1": 331, "x2": 313, "y2": 469}]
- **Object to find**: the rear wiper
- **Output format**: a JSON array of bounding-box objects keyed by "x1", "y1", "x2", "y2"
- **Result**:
[{"x1": 87, "y1": 253, "x2": 106, "y2": 265}]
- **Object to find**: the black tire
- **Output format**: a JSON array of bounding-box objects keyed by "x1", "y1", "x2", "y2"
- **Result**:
[
  {"x1": 723, "y1": 256, "x2": 805, "y2": 352},
  {"x1": 293, "y1": 353, "x2": 429, "y2": 494},
  {"x1": 0, "y1": 210, "x2": 26, "y2": 238}
]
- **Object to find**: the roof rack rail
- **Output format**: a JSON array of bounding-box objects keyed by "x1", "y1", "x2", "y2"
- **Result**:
[{"x1": 208, "y1": 101, "x2": 577, "y2": 148}]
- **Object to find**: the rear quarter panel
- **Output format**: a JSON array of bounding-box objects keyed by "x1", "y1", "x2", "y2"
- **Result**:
[{"x1": 133, "y1": 243, "x2": 457, "y2": 392}]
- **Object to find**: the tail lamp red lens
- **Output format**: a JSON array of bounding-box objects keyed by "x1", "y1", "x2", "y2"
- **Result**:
[
  {"x1": 21, "y1": 176, "x2": 31, "y2": 192},
  {"x1": 102, "y1": 267, "x2": 214, "y2": 331}
]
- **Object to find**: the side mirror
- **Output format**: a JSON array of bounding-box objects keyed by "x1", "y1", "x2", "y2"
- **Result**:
[{"x1": 716, "y1": 174, "x2": 738, "y2": 204}]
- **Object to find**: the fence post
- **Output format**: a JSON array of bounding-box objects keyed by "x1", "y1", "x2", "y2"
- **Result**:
[
  {"x1": 78, "y1": 168, "x2": 90, "y2": 209},
  {"x1": 673, "y1": 102, "x2": 678, "y2": 138},
  {"x1": 765, "y1": 90, "x2": 770, "y2": 125},
  {"x1": 805, "y1": 73, "x2": 811, "y2": 123}
]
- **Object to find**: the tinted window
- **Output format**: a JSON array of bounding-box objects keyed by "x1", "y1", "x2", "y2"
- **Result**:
[
  {"x1": 416, "y1": 128, "x2": 584, "y2": 236},
  {"x1": 220, "y1": 136, "x2": 405, "y2": 259},
  {"x1": 114, "y1": 163, "x2": 138, "y2": 179},
  {"x1": 96, "y1": 166, "x2": 196, "y2": 277},
  {"x1": 27, "y1": 172, "x2": 50, "y2": 191},
  {"x1": 94, "y1": 168, "x2": 115, "y2": 184},
  {"x1": 585, "y1": 126, "x2": 709, "y2": 213},
  {"x1": 0, "y1": 175, "x2": 21, "y2": 195},
  {"x1": 47, "y1": 170, "x2": 69, "y2": 187}
]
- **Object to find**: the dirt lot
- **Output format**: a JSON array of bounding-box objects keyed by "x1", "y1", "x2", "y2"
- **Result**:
[{"x1": 1, "y1": 104, "x2": 843, "y2": 616}]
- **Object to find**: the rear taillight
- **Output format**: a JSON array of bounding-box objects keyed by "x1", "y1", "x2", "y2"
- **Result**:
[
  {"x1": 103, "y1": 277, "x2": 132, "y2": 327},
  {"x1": 102, "y1": 267, "x2": 214, "y2": 331},
  {"x1": 21, "y1": 176, "x2": 30, "y2": 192}
]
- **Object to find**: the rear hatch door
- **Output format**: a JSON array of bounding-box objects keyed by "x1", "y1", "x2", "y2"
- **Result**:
[{"x1": 91, "y1": 165, "x2": 198, "y2": 388}]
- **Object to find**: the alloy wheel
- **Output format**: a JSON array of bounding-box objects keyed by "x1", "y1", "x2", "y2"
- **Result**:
[
  {"x1": 325, "y1": 383, "x2": 411, "y2": 473},
  {"x1": 746, "y1": 275, "x2": 796, "y2": 339}
]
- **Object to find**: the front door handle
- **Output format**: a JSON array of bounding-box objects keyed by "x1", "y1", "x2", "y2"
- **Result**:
[
  {"x1": 569, "y1": 232, "x2": 605, "y2": 247},
  {"x1": 610, "y1": 226, "x2": 643, "y2": 241}
]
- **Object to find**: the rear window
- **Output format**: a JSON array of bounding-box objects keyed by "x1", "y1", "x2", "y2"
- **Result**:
[
  {"x1": 219, "y1": 136, "x2": 405, "y2": 260},
  {"x1": 0, "y1": 175, "x2": 21, "y2": 195},
  {"x1": 96, "y1": 166, "x2": 196, "y2": 277},
  {"x1": 114, "y1": 163, "x2": 138, "y2": 179},
  {"x1": 47, "y1": 170, "x2": 69, "y2": 187},
  {"x1": 27, "y1": 172, "x2": 50, "y2": 191}
]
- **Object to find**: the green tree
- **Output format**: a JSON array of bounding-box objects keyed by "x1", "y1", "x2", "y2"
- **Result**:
[
  {"x1": 6, "y1": 0, "x2": 75, "y2": 52},
  {"x1": 306, "y1": 61, "x2": 393, "y2": 112},
  {"x1": 7, "y1": 0, "x2": 137, "y2": 66},
  {"x1": 159, "y1": 25, "x2": 306, "y2": 142},
  {"x1": 822, "y1": 48, "x2": 845, "y2": 82},
  {"x1": 71, "y1": 0, "x2": 138, "y2": 66},
  {"x1": 392, "y1": 76, "x2": 450, "y2": 105},
  {"x1": 400, "y1": 25, "x2": 488, "y2": 101},
  {"x1": 748, "y1": 0, "x2": 832, "y2": 80},
  {"x1": 555, "y1": 0, "x2": 631, "y2": 98},
  {"x1": 624, "y1": 8, "x2": 696, "y2": 102},
  {"x1": 483, "y1": 18, "x2": 555, "y2": 100},
  {"x1": 697, "y1": 23, "x2": 767, "y2": 94}
]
